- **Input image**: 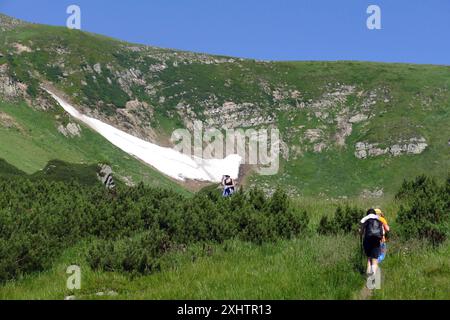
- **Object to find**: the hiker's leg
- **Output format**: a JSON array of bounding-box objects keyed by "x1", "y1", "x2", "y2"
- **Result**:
[
  {"x1": 371, "y1": 259, "x2": 379, "y2": 275},
  {"x1": 366, "y1": 259, "x2": 372, "y2": 274}
]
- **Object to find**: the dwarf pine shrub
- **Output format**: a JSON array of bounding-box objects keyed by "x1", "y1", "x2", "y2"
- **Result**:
[
  {"x1": 396, "y1": 175, "x2": 450, "y2": 245},
  {"x1": 0, "y1": 178, "x2": 309, "y2": 280}
]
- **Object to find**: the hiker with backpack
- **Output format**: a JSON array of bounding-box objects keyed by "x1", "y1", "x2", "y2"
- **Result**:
[
  {"x1": 221, "y1": 175, "x2": 236, "y2": 197},
  {"x1": 360, "y1": 208, "x2": 384, "y2": 275}
]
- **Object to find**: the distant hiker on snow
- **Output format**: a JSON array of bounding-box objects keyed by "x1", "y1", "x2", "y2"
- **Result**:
[
  {"x1": 221, "y1": 175, "x2": 236, "y2": 197},
  {"x1": 360, "y1": 208, "x2": 390, "y2": 276}
]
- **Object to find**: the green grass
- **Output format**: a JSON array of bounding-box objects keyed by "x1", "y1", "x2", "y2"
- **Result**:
[
  {"x1": 373, "y1": 240, "x2": 450, "y2": 300},
  {"x1": 30, "y1": 160, "x2": 101, "y2": 185},
  {"x1": 0, "y1": 99, "x2": 188, "y2": 194},
  {"x1": 0, "y1": 236, "x2": 363, "y2": 300},
  {"x1": 1, "y1": 236, "x2": 447, "y2": 300},
  {"x1": 0, "y1": 158, "x2": 25, "y2": 176}
]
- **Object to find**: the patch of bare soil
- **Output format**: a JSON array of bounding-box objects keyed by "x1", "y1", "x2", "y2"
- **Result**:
[{"x1": 356, "y1": 284, "x2": 374, "y2": 300}]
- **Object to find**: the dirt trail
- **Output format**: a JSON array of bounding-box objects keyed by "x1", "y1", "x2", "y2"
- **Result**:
[
  {"x1": 355, "y1": 268, "x2": 384, "y2": 300},
  {"x1": 355, "y1": 285, "x2": 374, "y2": 300}
]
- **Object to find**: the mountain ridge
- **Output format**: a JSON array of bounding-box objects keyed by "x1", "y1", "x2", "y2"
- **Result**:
[{"x1": 0, "y1": 13, "x2": 449, "y2": 196}]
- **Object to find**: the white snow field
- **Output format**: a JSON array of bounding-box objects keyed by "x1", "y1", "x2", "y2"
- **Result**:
[{"x1": 46, "y1": 90, "x2": 242, "y2": 182}]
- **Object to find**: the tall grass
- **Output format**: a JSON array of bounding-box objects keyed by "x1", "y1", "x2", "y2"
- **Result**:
[{"x1": 0, "y1": 236, "x2": 362, "y2": 300}]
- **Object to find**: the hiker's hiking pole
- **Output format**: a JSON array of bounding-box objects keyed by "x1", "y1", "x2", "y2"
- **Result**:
[{"x1": 359, "y1": 231, "x2": 365, "y2": 274}]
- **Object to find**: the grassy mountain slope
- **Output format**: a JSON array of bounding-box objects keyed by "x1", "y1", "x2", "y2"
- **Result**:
[
  {"x1": 0, "y1": 158, "x2": 25, "y2": 176},
  {"x1": 0, "y1": 98, "x2": 187, "y2": 193},
  {"x1": 1, "y1": 14, "x2": 449, "y2": 196}
]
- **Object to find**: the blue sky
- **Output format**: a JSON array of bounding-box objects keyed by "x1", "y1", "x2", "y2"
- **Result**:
[{"x1": 1, "y1": 0, "x2": 449, "y2": 65}]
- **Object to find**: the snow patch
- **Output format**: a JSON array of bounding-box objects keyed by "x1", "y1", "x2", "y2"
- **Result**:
[{"x1": 46, "y1": 90, "x2": 241, "y2": 182}]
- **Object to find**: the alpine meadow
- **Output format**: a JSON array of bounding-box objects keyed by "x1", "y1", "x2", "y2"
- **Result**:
[{"x1": 0, "y1": 12, "x2": 449, "y2": 300}]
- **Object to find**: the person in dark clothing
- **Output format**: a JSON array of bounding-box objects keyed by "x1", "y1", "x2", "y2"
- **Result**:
[
  {"x1": 360, "y1": 208, "x2": 383, "y2": 275},
  {"x1": 221, "y1": 175, "x2": 235, "y2": 197}
]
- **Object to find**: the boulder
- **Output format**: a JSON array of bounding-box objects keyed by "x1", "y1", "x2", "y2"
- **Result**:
[
  {"x1": 93, "y1": 63, "x2": 102, "y2": 74},
  {"x1": 58, "y1": 122, "x2": 81, "y2": 137},
  {"x1": 314, "y1": 142, "x2": 327, "y2": 153}
]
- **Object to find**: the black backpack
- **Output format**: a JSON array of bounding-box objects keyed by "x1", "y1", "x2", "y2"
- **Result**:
[{"x1": 364, "y1": 218, "x2": 383, "y2": 240}]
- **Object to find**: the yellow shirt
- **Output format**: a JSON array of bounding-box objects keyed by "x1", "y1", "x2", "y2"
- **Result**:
[{"x1": 378, "y1": 216, "x2": 389, "y2": 241}]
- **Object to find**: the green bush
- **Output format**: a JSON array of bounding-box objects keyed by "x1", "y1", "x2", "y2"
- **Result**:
[
  {"x1": 87, "y1": 229, "x2": 170, "y2": 275},
  {"x1": 396, "y1": 175, "x2": 450, "y2": 245},
  {"x1": 317, "y1": 205, "x2": 364, "y2": 235},
  {"x1": 0, "y1": 178, "x2": 309, "y2": 280}
]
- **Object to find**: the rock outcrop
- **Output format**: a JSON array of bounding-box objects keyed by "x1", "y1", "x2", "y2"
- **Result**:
[
  {"x1": 97, "y1": 164, "x2": 116, "y2": 189},
  {"x1": 0, "y1": 64, "x2": 27, "y2": 100},
  {"x1": 57, "y1": 122, "x2": 82, "y2": 137},
  {"x1": 355, "y1": 137, "x2": 428, "y2": 159},
  {"x1": 0, "y1": 112, "x2": 22, "y2": 131},
  {"x1": 360, "y1": 188, "x2": 384, "y2": 198},
  {"x1": 0, "y1": 14, "x2": 26, "y2": 32}
]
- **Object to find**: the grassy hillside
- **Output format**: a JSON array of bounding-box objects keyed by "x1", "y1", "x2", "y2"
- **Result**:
[
  {"x1": 272, "y1": 62, "x2": 450, "y2": 196},
  {"x1": 0, "y1": 14, "x2": 448, "y2": 196},
  {"x1": 0, "y1": 158, "x2": 25, "y2": 176},
  {"x1": 0, "y1": 99, "x2": 187, "y2": 193},
  {"x1": 0, "y1": 172, "x2": 447, "y2": 300}
]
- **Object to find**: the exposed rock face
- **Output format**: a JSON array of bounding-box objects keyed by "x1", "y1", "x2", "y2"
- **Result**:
[
  {"x1": 397, "y1": 138, "x2": 428, "y2": 155},
  {"x1": 354, "y1": 143, "x2": 368, "y2": 159},
  {"x1": 0, "y1": 14, "x2": 26, "y2": 32},
  {"x1": 355, "y1": 137, "x2": 428, "y2": 159},
  {"x1": 149, "y1": 63, "x2": 167, "y2": 72},
  {"x1": 360, "y1": 188, "x2": 384, "y2": 198},
  {"x1": 349, "y1": 113, "x2": 369, "y2": 123},
  {"x1": 0, "y1": 112, "x2": 21, "y2": 130},
  {"x1": 309, "y1": 85, "x2": 356, "y2": 110},
  {"x1": 115, "y1": 99, "x2": 156, "y2": 141},
  {"x1": 279, "y1": 138, "x2": 290, "y2": 160},
  {"x1": 335, "y1": 112, "x2": 353, "y2": 147},
  {"x1": 93, "y1": 63, "x2": 102, "y2": 74},
  {"x1": 111, "y1": 66, "x2": 147, "y2": 96},
  {"x1": 58, "y1": 122, "x2": 82, "y2": 137},
  {"x1": 291, "y1": 85, "x2": 387, "y2": 152},
  {"x1": 13, "y1": 43, "x2": 32, "y2": 54},
  {"x1": 97, "y1": 164, "x2": 116, "y2": 189},
  {"x1": 304, "y1": 129, "x2": 323, "y2": 143},
  {"x1": 82, "y1": 99, "x2": 157, "y2": 142},
  {"x1": 201, "y1": 101, "x2": 275, "y2": 129},
  {"x1": 313, "y1": 142, "x2": 327, "y2": 153},
  {"x1": 0, "y1": 64, "x2": 27, "y2": 100}
]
